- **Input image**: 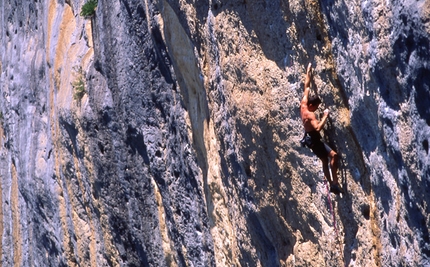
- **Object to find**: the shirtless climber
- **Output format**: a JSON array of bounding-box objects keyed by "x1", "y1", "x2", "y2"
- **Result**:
[{"x1": 300, "y1": 63, "x2": 343, "y2": 195}]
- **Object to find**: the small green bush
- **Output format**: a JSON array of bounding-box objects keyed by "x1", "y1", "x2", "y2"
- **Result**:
[
  {"x1": 80, "y1": 0, "x2": 97, "y2": 17},
  {"x1": 71, "y1": 66, "x2": 86, "y2": 101}
]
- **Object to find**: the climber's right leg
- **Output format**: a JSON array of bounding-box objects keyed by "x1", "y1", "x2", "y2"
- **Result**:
[
  {"x1": 321, "y1": 157, "x2": 332, "y2": 184},
  {"x1": 329, "y1": 150, "x2": 339, "y2": 184}
]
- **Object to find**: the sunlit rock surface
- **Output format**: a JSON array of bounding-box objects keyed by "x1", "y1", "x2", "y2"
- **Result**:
[{"x1": 0, "y1": 0, "x2": 429, "y2": 266}]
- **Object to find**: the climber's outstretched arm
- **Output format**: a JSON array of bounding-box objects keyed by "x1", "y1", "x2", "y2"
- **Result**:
[
  {"x1": 304, "y1": 63, "x2": 312, "y2": 91},
  {"x1": 302, "y1": 63, "x2": 312, "y2": 105},
  {"x1": 302, "y1": 87, "x2": 310, "y2": 106}
]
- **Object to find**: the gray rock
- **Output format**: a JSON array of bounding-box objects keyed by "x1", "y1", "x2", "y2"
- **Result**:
[{"x1": 0, "y1": 0, "x2": 428, "y2": 266}]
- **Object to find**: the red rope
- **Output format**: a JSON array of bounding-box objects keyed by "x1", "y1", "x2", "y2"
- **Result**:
[
  {"x1": 325, "y1": 179, "x2": 338, "y2": 235},
  {"x1": 324, "y1": 179, "x2": 346, "y2": 267}
]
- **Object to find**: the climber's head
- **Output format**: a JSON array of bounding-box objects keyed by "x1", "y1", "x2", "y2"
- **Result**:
[{"x1": 307, "y1": 95, "x2": 322, "y2": 111}]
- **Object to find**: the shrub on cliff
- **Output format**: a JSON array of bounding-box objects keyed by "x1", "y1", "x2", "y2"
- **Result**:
[
  {"x1": 80, "y1": 0, "x2": 97, "y2": 17},
  {"x1": 71, "y1": 66, "x2": 86, "y2": 101}
]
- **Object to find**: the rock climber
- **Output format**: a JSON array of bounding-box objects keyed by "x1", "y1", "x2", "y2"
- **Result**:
[{"x1": 300, "y1": 63, "x2": 343, "y2": 195}]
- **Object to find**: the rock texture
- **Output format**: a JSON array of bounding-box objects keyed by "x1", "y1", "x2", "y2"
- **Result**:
[{"x1": 0, "y1": 0, "x2": 429, "y2": 266}]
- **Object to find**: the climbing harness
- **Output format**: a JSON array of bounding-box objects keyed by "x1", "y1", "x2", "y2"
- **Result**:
[{"x1": 300, "y1": 131, "x2": 313, "y2": 148}]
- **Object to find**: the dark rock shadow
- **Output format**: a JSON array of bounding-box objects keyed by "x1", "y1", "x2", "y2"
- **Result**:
[
  {"x1": 214, "y1": 108, "x2": 326, "y2": 265},
  {"x1": 321, "y1": 114, "x2": 370, "y2": 267}
]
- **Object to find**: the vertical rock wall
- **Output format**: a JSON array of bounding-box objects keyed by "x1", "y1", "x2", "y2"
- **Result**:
[{"x1": 0, "y1": 0, "x2": 429, "y2": 266}]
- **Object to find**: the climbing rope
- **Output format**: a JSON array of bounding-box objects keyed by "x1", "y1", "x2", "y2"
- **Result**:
[
  {"x1": 324, "y1": 179, "x2": 346, "y2": 267},
  {"x1": 324, "y1": 179, "x2": 338, "y2": 235}
]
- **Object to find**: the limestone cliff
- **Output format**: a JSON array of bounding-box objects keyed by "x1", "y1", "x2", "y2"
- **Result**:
[{"x1": 0, "y1": 0, "x2": 429, "y2": 266}]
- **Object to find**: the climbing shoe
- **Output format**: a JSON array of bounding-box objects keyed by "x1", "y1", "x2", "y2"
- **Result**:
[{"x1": 330, "y1": 184, "x2": 344, "y2": 195}]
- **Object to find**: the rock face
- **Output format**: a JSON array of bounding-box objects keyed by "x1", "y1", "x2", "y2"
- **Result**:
[{"x1": 0, "y1": 0, "x2": 429, "y2": 266}]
